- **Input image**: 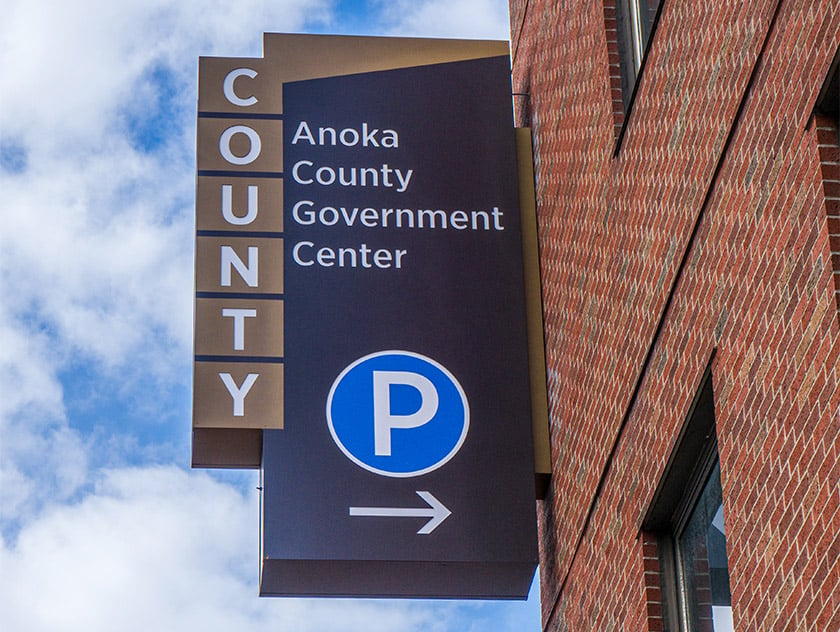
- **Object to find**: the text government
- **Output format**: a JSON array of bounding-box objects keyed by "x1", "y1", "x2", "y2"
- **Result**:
[{"x1": 292, "y1": 201, "x2": 507, "y2": 232}]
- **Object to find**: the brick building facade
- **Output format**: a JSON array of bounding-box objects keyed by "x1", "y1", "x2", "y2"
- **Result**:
[{"x1": 510, "y1": 1, "x2": 840, "y2": 629}]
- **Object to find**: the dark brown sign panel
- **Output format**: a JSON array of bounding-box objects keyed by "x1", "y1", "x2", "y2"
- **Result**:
[{"x1": 194, "y1": 33, "x2": 537, "y2": 599}]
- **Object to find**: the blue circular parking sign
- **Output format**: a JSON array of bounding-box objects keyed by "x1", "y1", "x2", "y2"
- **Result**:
[{"x1": 327, "y1": 351, "x2": 470, "y2": 477}]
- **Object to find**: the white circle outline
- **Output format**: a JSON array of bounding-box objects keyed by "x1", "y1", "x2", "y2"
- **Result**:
[{"x1": 326, "y1": 350, "x2": 470, "y2": 478}]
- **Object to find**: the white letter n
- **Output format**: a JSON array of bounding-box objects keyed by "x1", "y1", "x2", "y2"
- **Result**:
[{"x1": 220, "y1": 245, "x2": 258, "y2": 287}]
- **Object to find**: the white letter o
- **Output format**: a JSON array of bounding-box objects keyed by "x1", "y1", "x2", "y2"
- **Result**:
[{"x1": 220, "y1": 126, "x2": 261, "y2": 165}]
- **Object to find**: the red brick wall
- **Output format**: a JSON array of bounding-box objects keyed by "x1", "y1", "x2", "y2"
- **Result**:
[{"x1": 510, "y1": 0, "x2": 840, "y2": 629}]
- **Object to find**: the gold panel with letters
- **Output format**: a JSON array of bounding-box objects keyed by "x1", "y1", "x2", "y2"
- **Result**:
[
  {"x1": 196, "y1": 176, "x2": 283, "y2": 233},
  {"x1": 196, "y1": 118, "x2": 283, "y2": 172},
  {"x1": 194, "y1": 297, "x2": 283, "y2": 357},
  {"x1": 194, "y1": 236, "x2": 284, "y2": 294},
  {"x1": 193, "y1": 362, "x2": 284, "y2": 429}
]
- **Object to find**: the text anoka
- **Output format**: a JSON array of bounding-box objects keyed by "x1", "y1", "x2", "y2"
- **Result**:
[{"x1": 291, "y1": 121, "x2": 399, "y2": 148}]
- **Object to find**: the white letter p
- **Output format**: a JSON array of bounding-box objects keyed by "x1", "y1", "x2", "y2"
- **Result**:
[{"x1": 373, "y1": 371, "x2": 438, "y2": 456}]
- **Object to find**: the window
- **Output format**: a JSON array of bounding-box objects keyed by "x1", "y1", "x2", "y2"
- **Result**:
[
  {"x1": 671, "y1": 461, "x2": 732, "y2": 631},
  {"x1": 816, "y1": 46, "x2": 840, "y2": 128},
  {"x1": 814, "y1": 48, "x2": 840, "y2": 317},
  {"x1": 644, "y1": 368, "x2": 733, "y2": 631},
  {"x1": 616, "y1": 0, "x2": 663, "y2": 111}
]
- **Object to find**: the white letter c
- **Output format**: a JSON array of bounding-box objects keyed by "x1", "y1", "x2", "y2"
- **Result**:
[{"x1": 223, "y1": 68, "x2": 258, "y2": 107}]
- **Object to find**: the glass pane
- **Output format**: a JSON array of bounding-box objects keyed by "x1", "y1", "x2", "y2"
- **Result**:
[
  {"x1": 677, "y1": 461, "x2": 732, "y2": 631},
  {"x1": 640, "y1": 0, "x2": 663, "y2": 46},
  {"x1": 643, "y1": 0, "x2": 663, "y2": 18}
]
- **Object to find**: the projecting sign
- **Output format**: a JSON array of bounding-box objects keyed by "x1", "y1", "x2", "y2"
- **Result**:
[{"x1": 193, "y1": 33, "x2": 539, "y2": 599}]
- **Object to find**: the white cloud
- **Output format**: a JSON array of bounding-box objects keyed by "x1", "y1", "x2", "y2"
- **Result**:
[
  {"x1": 0, "y1": 312, "x2": 88, "y2": 527},
  {"x1": 0, "y1": 466, "x2": 451, "y2": 632},
  {"x1": 1, "y1": 0, "x2": 333, "y2": 137},
  {"x1": 377, "y1": 0, "x2": 512, "y2": 40}
]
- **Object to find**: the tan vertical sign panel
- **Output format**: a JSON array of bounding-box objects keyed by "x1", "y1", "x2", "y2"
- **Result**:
[{"x1": 193, "y1": 55, "x2": 286, "y2": 467}]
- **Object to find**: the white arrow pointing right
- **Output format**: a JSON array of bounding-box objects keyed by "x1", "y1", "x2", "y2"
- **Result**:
[{"x1": 349, "y1": 491, "x2": 451, "y2": 534}]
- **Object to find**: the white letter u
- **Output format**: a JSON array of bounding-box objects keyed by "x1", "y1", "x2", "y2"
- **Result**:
[{"x1": 222, "y1": 185, "x2": 258, "y2": 225}]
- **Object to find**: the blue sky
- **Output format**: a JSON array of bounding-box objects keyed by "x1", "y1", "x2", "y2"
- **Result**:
[{"x1": 0, "y1": 1, "x2": 540, "y2": 630}]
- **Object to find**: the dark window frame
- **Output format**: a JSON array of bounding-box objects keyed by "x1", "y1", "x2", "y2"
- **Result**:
[
  {"x1": 815, "y1": 46, "x2": 840, "y2": 128},
  {"x1": 614, "y1": 0, "x2": 665, "y2": 151},
  {"x1": 643, "y1": 365, "x2": 732, "y2": 631}
]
